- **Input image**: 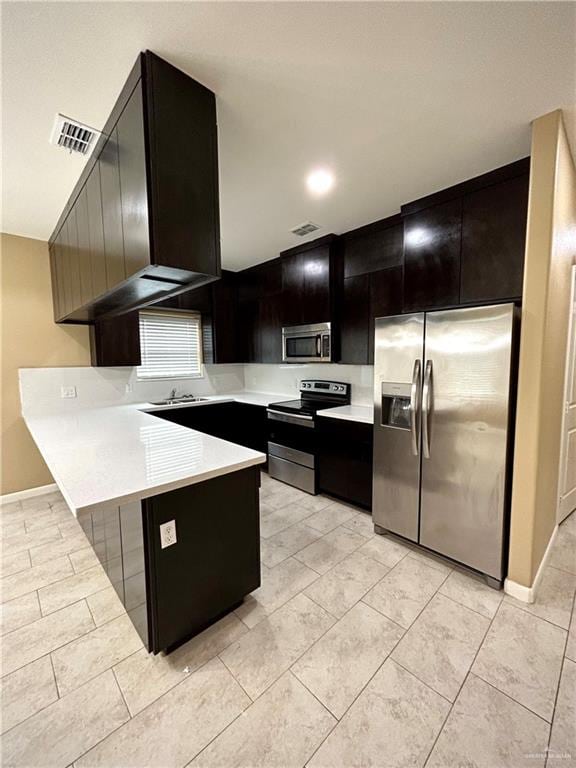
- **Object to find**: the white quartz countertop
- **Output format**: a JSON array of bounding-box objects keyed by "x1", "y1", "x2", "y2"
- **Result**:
[
  {"x1": 24, "y1": 395, "x2": 272, "y2": 516},
  {"x1": 318, "y1": 405, "x2": 374, "y2": 424}
]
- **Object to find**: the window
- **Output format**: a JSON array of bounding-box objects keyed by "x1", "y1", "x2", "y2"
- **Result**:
[{"x1": 137, "y1": 310, "x2": 203, "y2": 379}]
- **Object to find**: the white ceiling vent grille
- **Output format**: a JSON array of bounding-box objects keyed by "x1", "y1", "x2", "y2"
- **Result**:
[
  {"x1": 50, "y1": 114, "x2": 100, "y2": 155},
  {"x1": 290, "y1": 221, "x2": 321, "y2": 237}
]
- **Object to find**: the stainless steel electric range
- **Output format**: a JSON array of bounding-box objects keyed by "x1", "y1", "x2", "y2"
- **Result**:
[{"x1": 266, "y1": 380, "x2": 351, "y2": 494}]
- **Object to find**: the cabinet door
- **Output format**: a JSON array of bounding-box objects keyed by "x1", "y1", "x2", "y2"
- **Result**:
[
  {"x1": 259, "y1": 295, "x2": 283, "y2": 362},
  {"x1": 65, "y1": 208, "x2": 83, "y2": 313},
  {"x1": 282, "y1": 245, "x2": 331, "y2": 325},
  {"x1": 368, "y1": 266, "x2": 403, "y2": 362},
  {"x1": 90, "y1": 312, "x2": 141, "y2": 367},
  {"x1": 99, "y1": 128, "x2": 126, "y2": 289},
  {"x1": 460, "y1": 174, "x2": 528, "y2": 303},
  {"x1": 117, "y1": 82, "x2": 150, "y2": 278},
  {"x1": 86, "y1": 164, "x2": 107, "y2": 298},
  {"x1": 403, "y1": 199, "x2": 462, "y2": 312},
  {"x1": 211, "y1": 273, "x2": 240, "y2": 363},
  {"x1": 75, "y1": 186, "x2": 94, "y2": 306},
  {"x1": 49, "y1": 243, "x2": 62, "y2": 322},
  {"x1": 343, "y1": 220, "x2": 403, "y2": 278},
  {"x1": 54, "y1": 228, "x2": 69, "y2": 318},
  {"x1": 340, "y1": 274, "x2": 370, "y2": 365},
  {"x1": 318, "y1": 418, "x2": 373, "y2": 509}
]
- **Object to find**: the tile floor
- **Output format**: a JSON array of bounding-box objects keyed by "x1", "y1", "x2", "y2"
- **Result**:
[{"x1": 1, "y1": 474, "x2": 575, "y2": 767}]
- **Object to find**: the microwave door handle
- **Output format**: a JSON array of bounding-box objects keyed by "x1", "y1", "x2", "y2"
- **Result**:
[
  {"x1": 410, "y1": 360, "x2": 421, "y2": 456},
  {"x1": 422, "y1": 360, "x2": 433, "y2": 459},
  {"x1": 316, "y1": 335, "x2": 321, "y2": 356}
]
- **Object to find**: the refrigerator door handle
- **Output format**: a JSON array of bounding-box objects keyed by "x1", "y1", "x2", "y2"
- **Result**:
[
  {"x1": 409, "y1": 359, "x2": 422, "y2": 456},
  {"x1": 422, "y1": 360, "x2": 433, "y2": 458}
]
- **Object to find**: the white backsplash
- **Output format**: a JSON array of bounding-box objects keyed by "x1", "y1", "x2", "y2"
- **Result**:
[
  {"x1": 244, "y1": 363, "x2": 374, "y2": 405},
  {"x1": 19, "y1": 365, "x2": 245, "y2": 418},
  {"x1": 19, "y1": 362, "x2": 374, "y2": 418}
]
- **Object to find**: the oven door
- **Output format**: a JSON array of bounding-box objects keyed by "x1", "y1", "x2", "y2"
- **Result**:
[
  {"x1": 267, "y1": 410, "x2": 318, "y2": 494},
  {"x1": 282, "y1": 323, "x2": 331, "y2": 363}
]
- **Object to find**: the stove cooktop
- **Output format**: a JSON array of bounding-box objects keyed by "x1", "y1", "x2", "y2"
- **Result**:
[
  {"x1": 268, "y1": 380, "x2": 351, "y2": 417},
  {"x1": 268, "y1": 398, "x2": 339, "y2": 417}
]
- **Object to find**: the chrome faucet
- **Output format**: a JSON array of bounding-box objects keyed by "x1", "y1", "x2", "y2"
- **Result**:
[{"x1": 168, "y1": 388, "x2": 178, "y2": 400}]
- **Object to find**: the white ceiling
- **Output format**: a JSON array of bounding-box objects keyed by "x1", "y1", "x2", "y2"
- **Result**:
[{"x1": 2, "y1": 2, "x2": 575, "y2": 270}]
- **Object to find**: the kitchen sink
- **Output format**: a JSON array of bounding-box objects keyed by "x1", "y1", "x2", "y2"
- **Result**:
[{"x1": 150, "y1": 396, "x2": 209, "y2": 406}]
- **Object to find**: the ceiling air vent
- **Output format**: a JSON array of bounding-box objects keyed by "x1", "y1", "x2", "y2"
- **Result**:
[
  {"x1": 50, "y1": 114, "x2": 100, "y2": 155},
  {"x1": 290, "y1": 221, "x2": 321, "y2": 237}
]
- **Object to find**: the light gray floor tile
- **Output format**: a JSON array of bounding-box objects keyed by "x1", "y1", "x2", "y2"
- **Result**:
[
  {"x1": 0, "y1": 591, "x2": 41, "y2": 636},
  {"x1": 1, "y1": 555, "x2": 73, "y2": 603},
  {"x1": 440, "y1": 568, "x2": 503, "y2": 618},
  {"x1": 59, "y1": 518, "x2": 85, "y2": 539},
  {"x1": 1, "y1": 549, "x2": 31, "y2": 578},
  {"x1": 304, "y1": 549, "x2": 389, "y2": 619},
  {"x1": 548, "y1": 658, "x2": 576, "y2": 760},
  {"x1": 565, "y1": 606, "x2": 576, "y2": 662},
  {"x1": 294, "y1": 493, "x2": 337, "y2": 513},
  {"x1": 1, "y1": 655, "x2": 58, "y2": 734},
  {"x1": 1, "y1": 524, "x2": 62, "y2": 556},
  {"x1": 260, "y1": 522, "x2": 322, "y2": 568},
  {"x1": 427, "y1": 674, "x2": 550, "y2": 768},
  {"x1": 114, "y1": 612, "x2": 247, "y2": 715},
  {"x1": 292, "y1": 601, "x2": 404, "y2": 718},
  {"x1": 505, "y1": 566, "x2": 576, "y2": 629},
  {"x1": 52, "y1": 613, "x2": 143, "y2": 696},
  {"x1": 86, "y1": 586, "x2": 125, "y2": 627},
  {"x1": 24, "y1": 506, "x2": 74, "y2": 532},
  {"x1": 235, "y1": 557, "x2": 318, "y2": 629},
  {"x1": 38, "y1": 565, "x2": 110, "y2": 615},
  {"x1": 362, "y1": 556, "x2": 447, "y2": 629},
  {"x1": 294, "y1": 526, "x2": 366, "y2": 575},
  {"x1": 21, "y1": 491, "x2": 63, "y2": 511},
  {"x1": 221, "y1": 593, "x2": 335, "y2": 700},
  {"x1": 358, "y1": 534, "x2": 412, "y2": 568},
  {"x1": 0, "y1": 500, "x2": 23, "y2": 516},
  {"x1": 260, "y1": 503, "x2": 314, "y2": 538},
  {"x1": 1, "y1": 669, "x2": 129, "y2": 768},
  {"x1": 2, "y1": 600, "x2": 95, "y2": 677},
  {"x1": 549, "y1": 525, "x2": 576, "y2": 575},
  {"x1": 308, "y1": 659, "x2": 450, "y2": 768},
  {"x1": 305, "y1": 502, "x2": 358, "y2": 534},
  {"x1": 263, "y1": 486, "x2": 309, "y2": 512},
  {"x1": 407, "y1": 548, "x2": 453, "y2": 576},
  {"x1": 29, "y1": 532, "x2": 89, "y2": 566},
  {"x1": 68, "y1": 547, "x2": 101, "y2": 574},
  {"x1": 0, "y1": 520, "x2": 25, "y2": 538},
  {"x1": 472, "y1": 602, "x2": 566, "y2": 721},
  {"x1": 76, "y1": 658, "x2": 250, "y2": 768},
  {"x1": 392, "y1": 593, "x2": 489, "y2": 701},
  {"x1": 190, "y1": 671, "x2": 336, "y2": 768},
  {"x1": 342, "y1": 511, "x2": 376, "y2": 539}
]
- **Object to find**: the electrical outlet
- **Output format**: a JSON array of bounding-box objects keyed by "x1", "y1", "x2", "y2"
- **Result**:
[
  {"x1": 160, "y1": 520, "x2": 177, "y2": 549},
  {"x1": 60, "y1": 386, "x2": 77, "y2": 399}
]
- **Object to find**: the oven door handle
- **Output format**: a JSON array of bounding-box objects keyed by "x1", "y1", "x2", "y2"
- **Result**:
[{"x1": 267, "y1": 409, "x2": 315, "y2": 427}]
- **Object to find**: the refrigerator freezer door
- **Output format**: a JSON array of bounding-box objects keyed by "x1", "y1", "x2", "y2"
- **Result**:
[
  {"x1": 372, "y1": 313, "x2": 424, "y2": 541},
  {"x1": 419, "y1": 304, "x2": 515, "y2": 580}
]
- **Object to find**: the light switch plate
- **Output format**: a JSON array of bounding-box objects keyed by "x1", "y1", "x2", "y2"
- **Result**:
[
  {"x1": 61, "y1": 386, "x2": 77, "y2": 399},
  {"x1": 160, "y1": 520, "x2": 177, "y2": 549}
]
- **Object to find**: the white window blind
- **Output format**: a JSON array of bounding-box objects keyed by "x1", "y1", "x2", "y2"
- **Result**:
[{"x1": 137, "y1": 310, "x2": 203, "y2": 379}]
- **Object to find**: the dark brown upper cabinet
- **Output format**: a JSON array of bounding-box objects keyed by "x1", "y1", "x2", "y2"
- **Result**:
[
  {"x1": 90, "y1": 312, "x2": 141, "y2": 367},
  {"x1": 49, "y1": 50, "x2": 220, "y2": 324},
  {"x1": 460, "y1": 173, "x2": 529, "y2": 304},
  {"x1": 237, "y1": 258, "x2": 283, "y2": 363},
  {"x1": 280, "y1": 236, "x2": 337, "y2": 327},
  {"x1": 341, "y1": 215, "x2": 403, "y2": 279},
  {"x1": 402, "y1": 198, "x2": 462, "y2": 313}
]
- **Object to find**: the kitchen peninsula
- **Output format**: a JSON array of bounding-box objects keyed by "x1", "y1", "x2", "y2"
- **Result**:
[{"x1": 24, "y1": 402, "x2": 266, "y2": 653}]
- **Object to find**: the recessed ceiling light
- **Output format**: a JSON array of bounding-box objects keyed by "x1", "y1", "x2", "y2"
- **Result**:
[{"x1": 306, "y1": 168, "x2": 335, "y2": 197}]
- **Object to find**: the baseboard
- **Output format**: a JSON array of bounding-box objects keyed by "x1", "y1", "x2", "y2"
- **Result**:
[
  {"x1": 1, "y1": 483, "x2": 58, "y2": 505},
  {"x1": 504, "y1": 524, "x2": 558, "y2": 603}
]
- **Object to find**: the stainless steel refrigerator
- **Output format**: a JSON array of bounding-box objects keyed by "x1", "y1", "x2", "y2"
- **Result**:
[{"x1": 372, "y1": 303, "x2": 518, "y2": 586}]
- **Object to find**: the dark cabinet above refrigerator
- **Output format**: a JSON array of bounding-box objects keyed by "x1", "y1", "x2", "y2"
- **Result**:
[{"x1": 49, "y1": 50, "x2": 221, "y2": 324}]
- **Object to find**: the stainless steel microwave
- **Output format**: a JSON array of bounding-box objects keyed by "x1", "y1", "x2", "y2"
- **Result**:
[{"x1": 282, "y1": 322, "x2": 331, "y2": 363}]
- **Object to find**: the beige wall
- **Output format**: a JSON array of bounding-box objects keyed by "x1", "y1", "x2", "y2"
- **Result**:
[
  {"x1": 1, "y1": 233, "x2": 90, "y2": 495},
  {"x1": 508, "y1": 110, "x2": 576, "y2": 587}
]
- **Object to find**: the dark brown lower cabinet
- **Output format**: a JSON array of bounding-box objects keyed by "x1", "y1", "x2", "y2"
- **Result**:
[
  {"x1": 318, "y1": 416, "x2": 373, "y2": 510},
  {"x1": 78, "y1": 466, "x2": 261, "y2": 653}
]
